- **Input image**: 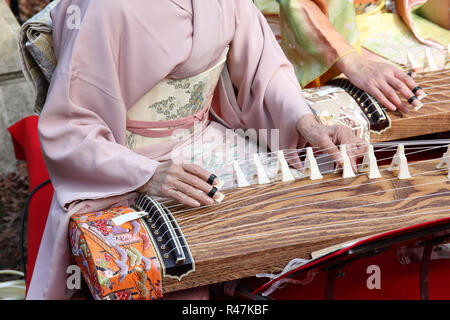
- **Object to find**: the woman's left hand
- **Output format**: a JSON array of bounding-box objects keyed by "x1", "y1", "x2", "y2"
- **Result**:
[{"x1": 335, "y1": 51, "x2": 426, "y2": 113}]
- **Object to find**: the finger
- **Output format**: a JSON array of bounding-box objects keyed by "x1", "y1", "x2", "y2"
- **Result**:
[
  {"x1": 369, "y1": 86, "x2": 402, "y2": 113},
  {"x1": 285, "y1": 150, "x2": 303, "y2": 170},
  {"x1": 182, "y1": 163, "x2": 221, "y2": 186},
  {"x1": 345, "y1": 140, "x2": 367, "y2": 171},
  {"x1": 318, "y1": 129, "x2": 343, "y2": 167},
  {"x1": 395, "y1": 69, "x2": 427, "y2": 99},
  {"x1": 378, "y1": 81, "x2": 408, "y2": 112},
  {"x1": 165, "y1": 188, "x2": 201, "y2": 208},
  {"x1": 390, "y1": 72, "x2": 425, "y2": 110},
  {"x1": 388, "y1": 77, "x2": 423, "y2": 110},
  {"x1": 332, "y1": 127, "x2": 364, "y2": 172},
  {"x1": 172, "y1": 180, "x2": 215, "y2": 206},
  {"x1": 179, "y1": 170, "x2": 218, "y2": 195},
  {"x1": 356, "y1": 140, "x2": 369, "y2": 156},
  {"x1": 351, "y1": 140, "x2": 369, "y2": 171}
]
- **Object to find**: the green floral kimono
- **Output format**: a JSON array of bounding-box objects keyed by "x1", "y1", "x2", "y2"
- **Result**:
[{"x1": 255, "y1": 0, "x2": 450, "y2": 87}]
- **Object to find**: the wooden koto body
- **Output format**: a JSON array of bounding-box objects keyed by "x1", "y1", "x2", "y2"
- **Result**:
[
  {"x1": 162, "y1": 158, "x2": 450, "y2": 293},
  {"x1": 370, "y1": 69, "x2": 450, "y2": 142}
]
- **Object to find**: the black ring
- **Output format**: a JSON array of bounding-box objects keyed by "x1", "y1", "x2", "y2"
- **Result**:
[
  {"x1": 408, "y1": 95, "x2": 417, "y2": 104},
  {"x1": 207, "y1": 174, "x2": 217, "y2": 185},
  {"x1": 207, "y1": 186, "x2": 218, "y2": 198},
  {"x1": 407, "y1": 71, "x2": 413, "y2": 77},
  {"x1": 412, "y1": 86, "x2": 422, "y2": 94}
]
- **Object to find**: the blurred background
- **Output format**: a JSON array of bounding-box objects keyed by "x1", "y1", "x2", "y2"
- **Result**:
[
  {"x1": 0, "y1": 0, "x2": 50, "y2": 284},
  {"x1": 6, "y1": 0, "x2": 51, "y2": 23}
]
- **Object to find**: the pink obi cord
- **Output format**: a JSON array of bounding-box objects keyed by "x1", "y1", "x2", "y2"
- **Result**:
[{"x1": 126, "y1": 103, "x2": 211, "y2": 138}]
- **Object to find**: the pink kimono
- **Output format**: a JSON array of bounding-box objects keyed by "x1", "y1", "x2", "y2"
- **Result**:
[{"x1": 28, "y1": 0, "x2": 311, "y2": 299}]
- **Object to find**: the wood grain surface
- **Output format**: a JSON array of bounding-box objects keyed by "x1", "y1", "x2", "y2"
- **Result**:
[
  {"x1": 371, "y1": 69, "x2": 450, "y2": 142},
  {"x1": 162, "y1": 158, "x2": 450, "y2": 293}
]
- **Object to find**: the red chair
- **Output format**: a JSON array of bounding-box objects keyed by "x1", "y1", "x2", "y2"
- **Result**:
[{"x1": 8, "y1": 115, "x2": 53, "y2": 292}]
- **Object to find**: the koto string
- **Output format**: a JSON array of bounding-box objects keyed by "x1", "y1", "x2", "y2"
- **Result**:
[
  {"x1": 160, "y1": 143, "x2": 447, "y2": 209},
  {"x1": 168, "y1": 157, "x2": 446, "y2": 222},
  {"x1": 163, "y1": 206, "x2": 450, "y2": 257},
  {"x1": 159, "y1": 144, "x2": 369, "y2": 209},
  {"x1": 154, "y1": 159, "x2": 448, "y2": 241},
  {"x1": 418, "y1": 76, "x2": 450, "y2": 85},
  {"x1": 159, "y1": 142, "x2": 448, "y2": 208},
  {"x1": 162, "y1": 144, "x2": 447, "y2": 211},
  {"x1": 423, "y1": 99, "x2": 450, "y2": 106},
  {"x1": 190, "y1": 207, "x2": 450, "y2": 249},
  {"x1": 156, "y1": 142, "x2": 389, "y2": 207},
  {"x1": 164, "y1": 192, "x2": 450, "y2": 256},
  {"x1": 373, "y1": 139, "x2": 450, "y2": 147},
  {"x1": 154, "y1": 155, "x2": 447, "y2": 238},
  {"x1": 171, "y1": 164, "x2": 446, "y2": 223},
  {"x1": 421, "y1": 82, "x2": 450, "y2": 90},
  {"x1": 156, "y1": 169, "x2": 448, "y2": 241},
  {"x1": 156, "y1": 143, "x2": 369, "y2": 207},
  {"x1": 165, "y1": 141, "x2": 449, "y2": 210},
  {"x1": 366, "y1": 90, "x2": 450, "y2": 118},
  {"x1": 226, "y1": 144, "x2": 363, "y2": 176},
  {"x1": 145, "y1": 145, "x2": 450, "y2": 251},
  {"x1": 156, "y1": 144, "x2": 364, "y2": 208},
  {"x1": 413, "y1": 68, "x2": 450, "y2": 78},
  {"x1": 365, "y1": 79, "x2": 450, "y2": 118}
]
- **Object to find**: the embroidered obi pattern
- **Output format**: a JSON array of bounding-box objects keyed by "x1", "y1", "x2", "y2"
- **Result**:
[{"x1": 126, "y1": 47, "x2": 229, "y2": 150}]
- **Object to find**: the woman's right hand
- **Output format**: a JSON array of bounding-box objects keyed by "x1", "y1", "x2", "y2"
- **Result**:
[{"x1": 138, "y1": 161, "x2": 222, "y2": 207}]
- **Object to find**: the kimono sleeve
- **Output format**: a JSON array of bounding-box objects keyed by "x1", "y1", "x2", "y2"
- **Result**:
[
  {"x1": 278, "y1": 0, "x2": 359, "y2": 87},
  {"x1": 38, "y1": 0, "x2": 159, "y2": 209},
  {"x1": 227, "y1": 0, "x2": 313, "y2": 151}
]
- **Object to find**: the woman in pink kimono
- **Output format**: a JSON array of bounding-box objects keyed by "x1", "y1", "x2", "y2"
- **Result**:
[{"x1": 29, "y1": 0, "x2": 366, "y2": 299}]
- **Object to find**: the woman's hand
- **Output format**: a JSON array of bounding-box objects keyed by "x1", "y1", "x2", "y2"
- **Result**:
[
  {"x1": 294, "y1": 114, "x2": 368, "y2": 172},
  {"x1": 138, "y1": 161, "x2": 222, "y2": 207},
  {"x1": 335, "y1": 51, "x2": 426, "y2": 113}
]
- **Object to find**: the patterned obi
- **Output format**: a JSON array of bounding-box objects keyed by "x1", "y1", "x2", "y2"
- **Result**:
[{"x1": 126, "y1": 47, "x2": 229, "y2": 150}]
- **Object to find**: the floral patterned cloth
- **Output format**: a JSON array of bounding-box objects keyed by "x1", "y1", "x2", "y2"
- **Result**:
[
  {"x1": 260, "y1": 0, "x2": 361, "y2": 87},
  {"x1": 69, "y1": 206, "x2": 163, "y2": 300},
  {"x1": 356, "y1": 11, "x2": 448, "y2": 68}
]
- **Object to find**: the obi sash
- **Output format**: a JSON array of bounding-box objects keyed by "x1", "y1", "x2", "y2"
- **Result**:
[{"x1": 125, "y1": 47, "x2": 229, "y2": 150}]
